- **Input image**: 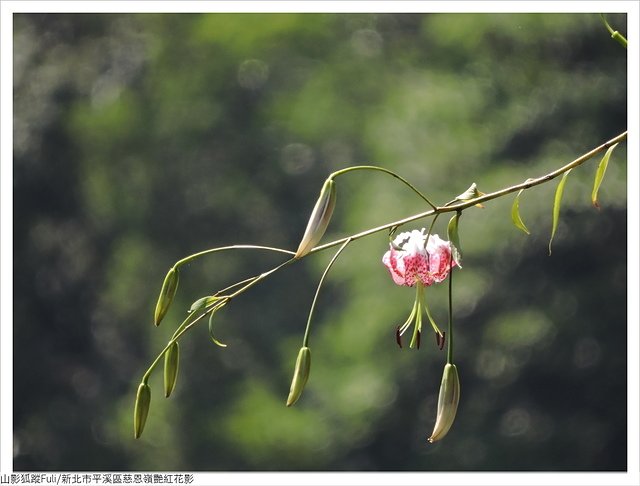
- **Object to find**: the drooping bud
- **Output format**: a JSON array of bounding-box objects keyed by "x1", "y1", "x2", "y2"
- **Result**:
[
  {"x1": 154, "y1": 267, "x2": 180, "y2": 326},
  {"x1": 133, "y1": 382, "x2": 151, "y2": 439},
  {"x1": 294, "y1": 178, "x2": 336, "y2": 259},
  {"x1": 286, "y1": 346, "x2": 311, "y2": 407},
  {"x1": 428, "y1": 363, "x2": 461, "y2": 443},
  {"x1": 163, "y1": 342, "x2": 180, "y2": 398}
]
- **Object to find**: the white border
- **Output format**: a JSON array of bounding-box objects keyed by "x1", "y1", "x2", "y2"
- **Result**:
[
  {"x1": 0, "y1": 0, "x2": 637, "y2": 14},
  {"x1": 1, "y1": 1, "x2": 638, "y2": 485},
  {"x1": 0, "y1": 0, "x2": 14, "y2": 476}
]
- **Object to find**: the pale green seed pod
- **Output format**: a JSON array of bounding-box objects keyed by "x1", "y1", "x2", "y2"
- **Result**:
[
  {"x1": 428, "y1": 363, "x2": 461, "y2": 443},
  {"x1": 164, "y1": 342, "x2": 180, "y2": 398},
  {"x1": 133, "y1": 382, "x2": 151, "y2": 439},
  {"x1": 295, "y1": 178, "x2": 336, "y2": 259},
  {"x1": 286, "y1": 346, "x2": 311, "y2": 407},
  {"x1": 154, "y1": 267, "x2": 180, "y2": 326}
]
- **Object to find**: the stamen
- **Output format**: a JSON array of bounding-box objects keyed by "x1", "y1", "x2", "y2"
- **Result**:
[
  {"x1": 396, "y1": 326, "x2": 403, "y2": 348},
  {"x1": 416, "y1": 329, "x2": 421, "y2": 349},
  {"x1": 439, "y1": 331, "x2": 446, "y2": 350}
]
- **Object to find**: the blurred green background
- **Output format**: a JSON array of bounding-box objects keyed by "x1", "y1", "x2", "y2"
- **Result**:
[{"x1": 13, "y1": 13, "x2": 627, "y2": 471}]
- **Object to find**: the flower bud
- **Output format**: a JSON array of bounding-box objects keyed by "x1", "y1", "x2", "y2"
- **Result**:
[
  {"x1": 164, "y1": 342, "x2": 180, "y2": 398},
  {"x1": 455, "y1": 182, "x2": 485, "y2": 208},
  {"x1": 133, "y1": 382, "x2": 151, "y2": 439},
  {"x1": 428, "y1": 363, "x2": 461, "y2": 443},
  {"x1": 286, "y1": 346, "x2": 311, "y2": 407},
  {"x1": 295, "y1": 178, "x2": 336, "y2": 259},
  {"x1": 154, "y1": 267, "x2": 180, "y2": 326}
]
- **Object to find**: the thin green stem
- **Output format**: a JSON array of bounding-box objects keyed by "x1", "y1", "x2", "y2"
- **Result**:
[
  {"x1": 425, "y1": 214, "x2": 440, "y2": 241},
  {"x1": 174, "y1": 245, "x2": 295, "y2": 269},
  {"x1": 142, "y1": 310, "x2": 210, "y2": 383},
  {"x1": 398, "y1": 298, "x2": 419, "y2": 335},
  {"x1": 447, "y1": 251, "x2": 454, "y2": 364},
  {"x1": 302, "y1": 238, "x2": 352, "y2": 347},
  {"x1": 215, "y1": 276, "x2": 258, "y2": 297},
  {"x1": 310, "y1": 131, "x2": 627, "y2": 256},
  {"x1": 409, "y1": 282, "x2": 424, "y2": 348},
  {"x1": 600, "y1": 13, "x2": 615, "y2": 36},
  {"x1": 170, "y1": 298, "x2": 228, "y2": 341},
  {"x1": 228, "y1": 258, "x2": 296, "y2": 298},
  {"x1": 143, "y1": 258, "x2": 294, "y2": 384},
  {"x1": 142, "y1": 131, "x2": 627, "y2": 390},
  {"x1": 600, "y1": 14, "x2": 628, "y2": 48},
  {"x1": 423, "y1": 290, "x2": 442, "y2": 336},
  {"x1": 330, "y1": 165, "x2": 438, "y2": 211}
]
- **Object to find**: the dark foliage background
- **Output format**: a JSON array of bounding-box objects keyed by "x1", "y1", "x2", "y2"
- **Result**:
[{"x1": 13, "y1": 13, "x2": 627, "y2": 471}]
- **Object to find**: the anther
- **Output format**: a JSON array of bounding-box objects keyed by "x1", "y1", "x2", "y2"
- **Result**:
[
  {"x1": 396, "y1": 327, "x2": 403, "y2": 348},
  {"x1": 439, "y1": 332, "x2": 446, "y2": 350}
]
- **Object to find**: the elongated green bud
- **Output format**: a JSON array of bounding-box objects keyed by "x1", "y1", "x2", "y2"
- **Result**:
[
  {"x1": 133, "y1": 382, "x2": 151, "y2": 439},
  {"x1": 428, "y1": 363, "x2": 461, "y2": 443},
  {"x1": 295, "y1": 178, "x2": 336, "y2": 259},
  {"x1": 154, "y1": 267, "x2": 179, "y2": 326},
  {"x1": 164, "y1": 342, "x2": 180, "y2": 398},
  {"x1": 286, "y1": 346, "x2": 311, "y2": 407}
]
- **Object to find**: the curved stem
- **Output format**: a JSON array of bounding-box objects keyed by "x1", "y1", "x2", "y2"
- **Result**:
[
  {"x1": 330, "y1": 165, "x2": 438, "y2": 211},
  {"x1": 142, "y1": 309, "x2": 210, "y2": 383},
  {"x1": 447, "y1": 252, "x2": 454, "y2": 364},
  {"x1": 175, "y1": 245, "x2": 295, "y2": 269},
  {"x1": 600, "y1": 13, "x2": 615, "y2": 36},
  {"x1": 142, "y1": 258, "x2": 295, "y2": 384},
  {"x1": 142, "y1": 131, "x2": 627, "y2": 389},
  {"x1": 422, "y1": 290, "x2": 442, "y2": 336},
  {"x1": 228, "y1": 258, "x2": 295, "y2": 298},
  {"x1": 310, "y1": 131, "x2": 627, "y2": 256},
  {"x1": 215, "y1": 276, "x2": 258, "y2": 296},
  {"x1": 600, "y1": 13, "x2": 628, "y2": 48},
  {"x1": 302, "y1": 238, "x2": 352, "y2": 347}
]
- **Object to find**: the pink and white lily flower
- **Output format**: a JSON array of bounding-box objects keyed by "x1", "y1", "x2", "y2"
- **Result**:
[{"x1": 382, "y1": 229, "x2": 460, "y2": 349}]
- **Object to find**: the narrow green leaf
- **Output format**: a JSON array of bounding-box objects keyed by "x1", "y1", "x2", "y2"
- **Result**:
[
  {"x1": 591, "y1": 143, "x2": 618, "y2": 209},
  {"x1": 548, "y1": 169, "x2": 572, "y2": 256},
  {"x1": 189, "y1": 296, "x2": 216, "y2": 313},
  {"x1": 447, "y1": 212, "x2": 462, "y2": 264},
  {"x1": 511, "y1": 189, "x2": 530, "y2": 235}
]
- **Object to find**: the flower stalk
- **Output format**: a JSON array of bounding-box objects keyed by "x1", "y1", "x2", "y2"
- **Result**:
[
  {"x1": 311, "y1": 132, "x2": 627, "y2": 256},
  {"x1": 135, "y1": 130, "x2": 626, "y2": 439}
]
